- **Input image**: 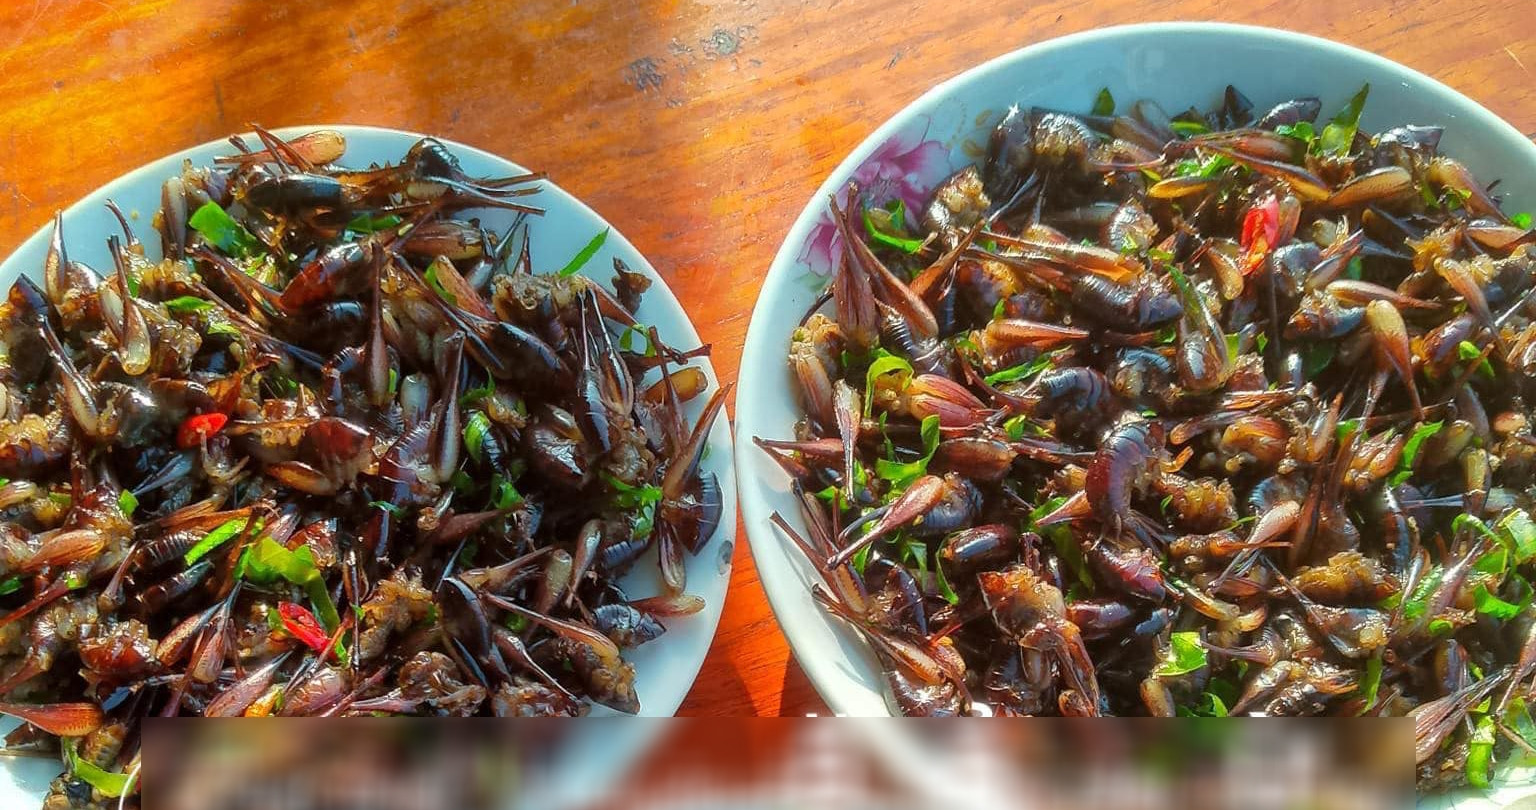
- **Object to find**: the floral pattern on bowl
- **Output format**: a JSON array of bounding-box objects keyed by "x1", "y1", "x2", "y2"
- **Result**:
[{"x1": 795, "y1": 116, "x2": 958, "y2": 277}]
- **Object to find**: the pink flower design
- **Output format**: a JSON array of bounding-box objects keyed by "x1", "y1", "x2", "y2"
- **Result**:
[{"x1": 797, "y1": 118, "x2": 954, "y2": 276}]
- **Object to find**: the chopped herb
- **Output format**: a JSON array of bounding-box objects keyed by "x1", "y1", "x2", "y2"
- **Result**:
[
  {"x1": 1474, "y1": 583, "x2": 1523, "y2": 620},
  {"x1": 1091, "y1": 87, "x2": 1115, "y2": 116},
  {"x1": 984, "y1": 351, "x2": 1057, "y2": 385},
  {"x1": 1303, "y1": 343, "x2": 1335, "y2": 377},
  {"x1": 1154, "y1": 631, "x2": 1208, "y2": 677},
  {"x1": 463, "y1": 411, "x2": 493, "y2": 464},
  {"x1": 1458, "y1": 340, "x2": 1495, "y2": 378},
  {"x1": 368, "y1": 501, "x2": 406, "y2": 519},
  {"x1": 1345, "y1": 256, "x2": 1364, "y2": 280},
  {"x1": 1030, "y1": 497, "x2": 1092, "y2": 591},
  {"x1": 205, "y1": 318, "x2": 242, "y2": 339},
  {"x1": 1274, "y1": 121, "x2": 1316, "y2": 143},
  {"x1": 423, "y1": 258, "x2": 458, "y2": 306},
  {"x1": 1169, "y1": 120, "x2": 1209, "y2": 137},
  {"x1": 0, "y1": 577, "x2": 20, "y2": 596},
  {"x1": 1467, "y1": 713, "x2": 1496, "y2": 789},
  {"x1": 504, "y1": 614, "x2": 531, "y2": 633},
  {"x1": 240, "y1": 536, "x2": 318, "y2": 587},
  {"x1": 1500, "y1": 509, "x2": 1536, "y2": 563},
  {"x1": 162, "y1": 295, "x2": 213, "y2": 314},
  {"x1": 1389, "y1": 421, "x2": 1443, "y2": 486},
  {"x1": 1254, "y1": 333, "x2": 1269, "y2": 353},
  {"x1": 184, "y1": 517, "x2": 250, "y2": 566},
  {"x1": 387, "y1": 368, "x2": 399, "y2": 397},
  {"x1": 345, "y1": 213, "x2": 403, "y2": 234},
  {"x1": 450, "y1": 470, "x2": 475, "y2": 495},
  {"x1": 618, "y1": 325, "x2": 657, "y2": 356},
  {"x1": 188, "y1": 201, "x2": 261, "y2": 257},
  {"x1": 1319, "y1": 84, "x2": 1370, "y2": 157},
  {"x1": 117, "y1": 490, "x2": 139, "y2": 517},
  {"x1": 1514, "y1": 212, "x2": 1534, "y2": 230},
  {"x1": 557, "y1": 228, "x2": 610, "y2": 277},
  {"x1": 1193, "y1": 691, "x2": 1229, "y2": 717},
  {"x1": 491, "y1": 477, "x2": 523, "y2": 510},
  {"x1": 1335, "y1": 418, "x2": 1361, "y2": 442},
  {"x1": 874, "y1": 415, "x2": 941, "y2": 490},
  {"x1": 68, "y1": 744, "x2": 134, "y2": 798},
  {"x1": 1003, "y1": 414, "x2": 1036, "y2": 441},
  {"x1": 1358, "y1": 654, "x2": 1383, "y2": 713},
  {"x1": 863, "y1": 351, "x2": 914, "y2": 416},
  {"x1": 1147, "y1": 247, "x2": 1176, "y2": 264},
  {"x1": 863, "y1": 203, "x2": 926, "y2": 254},
  {"x1": 605, "y1": 474, "x2": 664, "y2": 510},
  {"x1": 459, "y1": 379, "x2": 496, "y2": 407},
  {"x1": 991, "y1": 299, "x2": 1007, "y2": 320}
]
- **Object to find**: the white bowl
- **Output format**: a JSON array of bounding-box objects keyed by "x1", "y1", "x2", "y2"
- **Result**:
[
  {"x1": 736, "y1": 21, "x2": 1536, "y2": 720},
  {"x1": 0, "y1": 126, "x2": 736, "y2": 804}
]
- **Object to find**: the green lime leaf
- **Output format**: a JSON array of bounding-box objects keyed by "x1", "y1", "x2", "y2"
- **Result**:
[
  {"x1": 1319, "y1": 84, "x2": 1370, "y2": 157},
  {"x1": 463, "y1": 411, "x2": 493, "y2": 464},
  {"x1": 369, "y1": 501, "x2": 406, "y2": 519},
  {"x1": 863, "y1": 350, "x2": 914, "y2": 416},
  {"x1": 0, "y1": 576, "x2": 20, "y2": 596},
  {"x1": 1092, "y1": 87, "x2": 1115, "y2": 116},
  {"x1": 188, "y1": 201, "x2": 261, "y2": 257},
  {"x1": 1169, "y1": 120, "x2": 1209, "y2": 137},
  {"x1": 1390, "y1": 420, "x2": 1443, "y2": 486},
  {"x1": 345, "y1": 213, "x2": 402, "y2": 234},
  {"x1": 162, "y1": 295, "x2": 213, "y2": 314},
  {"x1": 423, "y1": 258, "x2": 458, "y2": 306},
  {"x1": 1500, "y1": 509, "x2": 1536, "y2": 563},
  {"x1": 1513, "y1": 212, "x2": 1534, "y2": 230},
  {"x1": 985, "y1": 351, "x2": 1058, "y2": 386},
  {"x1": 491, "y1": 477, "x2": 523, "y2": 510},
  {"x1": 68, "y1": 744, "x2": 134, "y2": 798},
  {"x1": 239, "y1": 536, "x2": 318, "y2": 587},
  {"x1": 1274, "y1": 121, "x2": 1316, "y2": 143},
  {"x1": 874, "y1": 415, "x2": 941, "y2": 491},
  {"x1": 1358, "y1": 654, "x2": 1383, "y2": 714},
  {"x1": 117, "y1": 490, "x2": 139, "y2": 517},
  {"x1": 1467, "y1": 713, "x2": 1496, "y2": 789},
  {"x1": 862, "y1": 205, "x2": 925, "y2": 254},
  {"x1": 557, "y1": 228, "x2": 610, "y2": 277},
  {"x1": 1474, "y1": 584, "x2": 1522, "y2": 620},
  {"x1": 184, "y1": 517, "x2": 249, "y2": 566},
  {"x1": 1154, "y1": 631, "x2": 1208, "y2": 677}
]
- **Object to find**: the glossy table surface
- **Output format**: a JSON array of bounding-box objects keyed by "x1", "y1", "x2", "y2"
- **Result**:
[{"x1": 0, "y1": 0, "x2": 1532, "y2": 717}]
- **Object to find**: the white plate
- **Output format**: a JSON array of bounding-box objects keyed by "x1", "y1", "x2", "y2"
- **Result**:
[
  {"x1": 735, "y1": 19, "x2": 1536, "y2": 727},
  {"x1": 0, "y1": 125, "x2": 736, "y2": 804}
]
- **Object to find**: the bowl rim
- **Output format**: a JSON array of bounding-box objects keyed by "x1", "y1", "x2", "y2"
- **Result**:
[
  {"x1": 0, "y1": 123, "x2": 737, "y2": 720},
  {"x1": 736, "y1": 21, "x2": 1536, "y2": 716}
]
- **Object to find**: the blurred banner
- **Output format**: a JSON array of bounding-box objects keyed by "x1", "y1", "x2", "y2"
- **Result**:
[{"x1": 142, "y1": 718, "x2": 1411, "y2": 810}]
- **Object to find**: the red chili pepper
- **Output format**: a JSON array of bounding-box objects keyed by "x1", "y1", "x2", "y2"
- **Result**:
[
  {"x1": 1239, "y1": 198, "x2": 1282, "y2": 276},
  {"x1": 177, "y1": 412, "x2": 228, "y2": 449},
  {"x1": 277, "y1": 602, "x2": 331, "y2": 654}
]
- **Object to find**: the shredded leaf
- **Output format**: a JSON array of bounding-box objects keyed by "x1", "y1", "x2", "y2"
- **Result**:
[
  {"x1": 491, "y1": 477, "x2": 523, "y2": 510},
  {"x1": 188, "y1": 201, "x2": 261, "y2": 257},
  {"x1": 1154, "y1": 631, "x2": 1208, "y2": 677},
  {"x1": 1092, "y1": 87, "x2": 1115, "y2": 116},
  {"x1": 985, "y1": 351, "x2": 1058, "y2": 386},
  {"x1": 1169, "y1": 120, "x2": 1209, "y2": 138},
  {"x1": 1319, "y1": 84, "x2": 1370, "y2": 157},
  {"x1": 863, "y1": 203, "x2": 925, "y2": 254},
  {"x1": 369, "y1": 501, "x2": 406, "y2": 519},
  {"x1": 1358, "y1": 654, "x2": 1384, "y2": 714},
  {"x1": 1514, "y1": 212, "x2": 1534, "y2": 230},
  {"x1": 557, "y1": 228, "x2": 610, "y2": 277},
  {"x1": 345, "y1": 213, "x2": 403, "y2": 234},
  {"x1": 874, "y1": 415, "x2": 941, "y2": 490},
  {"x1": 463, "y1": 411, "x2": 493, "y2": 464},
  {"x1": 1274, "y1": 121, "x2": 1316, "y2": 143},
  {"x1": 423, "y1": 258, "x2": 459, "y2": 306},
  {"x1": 935, "y1": 558, "x2": 961, "y2": 606},
  {"x1": 184, "y1": 517, "x2": 250, "y2": 566},
  {"x1": 1474, "y1": 583, "x2": 1523, "y2": 620},
  {"x1": 1389, "y1": 421, "x2": 1443, "y2": 485},
  {"x1": 0, "y1": 577, "x2": 20, "y2": 596},
  {"x1": 863, "y1": 351, "x2": 914, "y2": 416},
  {"x1": 162, "y1": 295, "x2": 213, "y2": 314},
  {"x1": 1500, "y1": 509, "x2": 1536, "y2": 564},
  {"x1": 1467, "y1": 713, "x2": 1496, "y2": 789},
  {"x1": 117, "y1": 490, "x2": 139, "y2": 517},
  {"x1": 68, "y1": 744, "x2": 134, "y2": 798}
]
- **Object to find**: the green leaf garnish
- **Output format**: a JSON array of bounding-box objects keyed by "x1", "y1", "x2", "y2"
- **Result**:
[
  {"x1": 0, "y1": 577, "x2": 21, "y2": 596},
  {"x1": 188, "y1": 201, "x2": 261, "y2": 257},
  {"x1": 934, "y1": 557, "x2": 961, "y2": 606},
  {"x1": 463, "y1": 411, "x2": 493, "y2": 464},
  {"x1": 117, "y1": 490, "x2": 139, "y2": 517},
  {"x1": 1389, "y1": 421, "x2": 1443, "y2": 486},
  {"x1": 491, "y1": 477, "x2": 523, "y2": 510},
  {"x1": 368, "y1": 501, "x2": 406, "y2": 519},
  {"x1": 1169, "y1": 120, "x2": 1209, "y2": 137},
  {"x1": 162, "y1": 296, "x2": 213, "y2": 314},
  {"x1": 863, "y1": 203, "x2": 925, "y2": 254},
  {"x1": 1500, "y1": 509, "x2": 1536, "y2": 564},
  {"x1": 184, "y1": 517, "x2": 250, "y2": 566},
  {"x1": 1358, "y1": 654, "x2": 1383, "y2": 714},
  {"x1": 345, "y1": 213, "x2": 403, "y2": 234},
  {"x1": 1514, "y1": 212, "x2": 1534, "y2": 229},
  {"x1": 1274, "y1": 121, "x2": 1316, "y2": 143},
  {"x1": 1154, "y1": 631, "x2": 1208, "y2": 677},
  {"x1": 863, "y1": 350, "x2": 914, "y2": 416},
  {"x1": 423, "y1": 258, "x2": 458, "y2": 306},
  {"x1": 874, "y1": 415, "x2": 941, "y2": 491},
  {"x1": 1091, "y1": 87, "x2": 1115, "y2": 116},
  {"x1": 1458, "y1": 340, "x2": 1495, "y2": 378},
  {"x1": 1467, "y1": 713, "x2": 1496, "y2": 789},
  {"x1": 1319, "y1": 84, "x2": 1370, "y2": 157},
  {"x1": 1474, "y1": 583, "x2": 1523, "y2": 620},
  {"x1": 557, "y1": 228, "x2": 610, "y2": 277},
  {"x1": 239, "y1": 536, "x2": 318, "y2": 587},
  {"x1": 68, "y1": 744, "x2": 134, "y2": 798}
]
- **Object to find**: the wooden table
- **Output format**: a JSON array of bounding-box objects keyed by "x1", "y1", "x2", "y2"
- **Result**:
[{"x1": 0, "y1": 0, "x2": 1532, "y2": 717}]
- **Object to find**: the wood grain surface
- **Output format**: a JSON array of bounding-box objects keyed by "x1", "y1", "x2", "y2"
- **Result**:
[{"x1": 0, "y1": 0, "x2": 1532, "y2": 717}]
